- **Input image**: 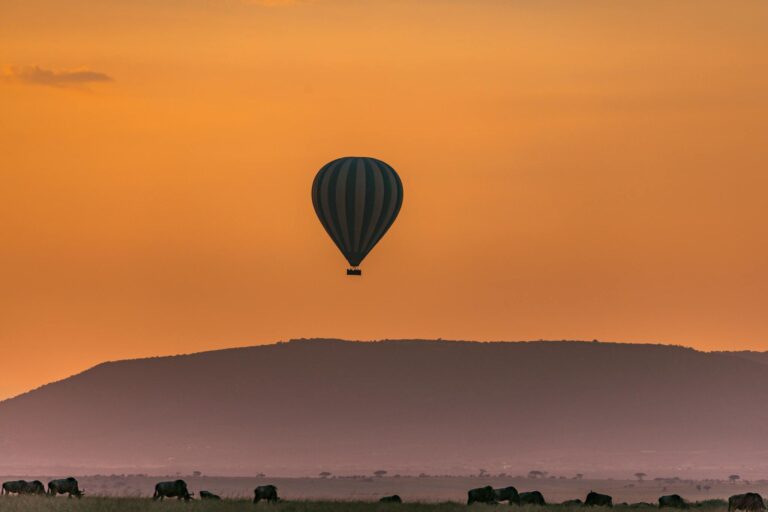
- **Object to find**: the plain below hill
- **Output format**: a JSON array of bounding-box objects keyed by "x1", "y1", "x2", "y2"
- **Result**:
[{"x1": 1, "y1": 339, "x2": 768, "y2": 476}]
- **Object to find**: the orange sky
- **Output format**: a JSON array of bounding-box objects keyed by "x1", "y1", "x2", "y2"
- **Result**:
[{"x1": 1, "y1": 0, "x2": 767, "y2": 399}]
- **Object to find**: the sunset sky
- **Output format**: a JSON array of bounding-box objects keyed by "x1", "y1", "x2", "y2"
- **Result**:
[{"x1": 1, "y1": 0, "x2": 767, "y2": 399}]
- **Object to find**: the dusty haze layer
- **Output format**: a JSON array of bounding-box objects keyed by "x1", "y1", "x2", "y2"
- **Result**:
[{"x1": 1, "y1": 339, "x2": 767, "y2": 477}]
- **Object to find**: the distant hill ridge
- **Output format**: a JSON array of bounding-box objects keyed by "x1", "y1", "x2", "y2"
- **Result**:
[{"x1": 1, "y1": 339, "x2": 767, "y2": 476}]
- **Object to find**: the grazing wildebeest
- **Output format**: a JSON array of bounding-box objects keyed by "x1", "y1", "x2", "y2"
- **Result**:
[
  {"x1": 153, "y1": 480, "x2": 192, "y2": 501},
  {"x1": 519, "y1": 491, "x2": 546, "y2": 506},
  {"x1": 495, "y1": 486, "x2": 520, "y2": 504},
  {"x1": 585, "y1": 492, "x2": 613, "y2": 507},
  {"x1": 729, "y1": 494, "x2": 766, "y2": 512},
  {"x1": 253, "y1": 485, "x2": 279, "y2": 504},
  {"x1": 3, "y1": 480, "x2": 45, "y2": 496},
  {"x1": 380, "y1": 495, "x2": 403, "y2": 503},
  {"x1": 562, "y1": 500, "x2": 584, "y2": 506},
  {"x1": 26, "y1": 481, "x2": 46, "y2": 495},
  {"x1": 48, "y1": 478, "x2": 83, "y2": 498},
  {"x1": 200, "y1": 490, "x2": 221, "y2": 500},
  {"x1": 659, "y1": 495, "x2": 687, "y2": 509},
  {"x1": 468, "y1": 486, "x2": 497, "y2": 505}
]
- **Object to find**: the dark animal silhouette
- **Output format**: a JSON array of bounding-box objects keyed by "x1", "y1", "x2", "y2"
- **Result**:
[
  {"x1": 729, "y1": 494, "x2": 766, "y2": 512},
  {"x1": 48, "y1": 478, "x2": 83, "y2": 498},
  {"x1": 659, "y1": 495, "x2": 687, "y2": 508},
  {"x1": 2, "y1": 480, "x2": 44, "y2": 495},
  {"x1": 2, "y1": 480, "x2": 22, "y2": 495},
  {"x1": 519, "y1": 491, "x2": 546, "y2": 505},
  {"x1": 495, "y1": 486, "x2": 520, "y2": 503},
  {"x1": 586, "y1": 492, "x2": 613, "y2": 507},
  {"x1": 153, "y1": 480, "x2": 192, "y2": 501},
  {"x1": 380, "y1": 495, "x2": 402, "y2": 503},
  {"x1": 468, "y1": 486, "x2": 497, "y2": 505},
  {"x1": 253, "y1": 485, "x2": 279, "y2": 503},
  {"x1": 200, "y1": 490, "x2": 221, "y2": 500},
  {"x1": 25, "y1": 480, "x2": 46, "y2": 495},
  {"x1": 563, "y1": 499, "x2": 584, "y2": 506}
]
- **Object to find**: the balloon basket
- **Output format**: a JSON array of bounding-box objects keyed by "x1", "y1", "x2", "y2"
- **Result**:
[{"x1": 346, "y1": 268, "x2": 362, "y2": 276}]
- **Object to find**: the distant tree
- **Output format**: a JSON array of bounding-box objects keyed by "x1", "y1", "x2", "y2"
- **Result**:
[
  {"x1": 528, "y1": 470, "x2": 545, "y2": 479},
  {"x1": 374, "y1": 470, "x2": 388, "y2": 478},
  {"x1": 256, "y1": 473, "x2": 265, "y2": 478},
  {"x1": 729, "y1": 475, "x2": 740, "y2": 484},
  {"x1": 574, "y1": 474, "x2": 584, "y2": 480},
  {"x1": 319, "y1": 472, "x2": 332, "y2": 479},
  {"x1": 703, "y1": 485, "x2": 711, "y2": 492},
  {"x1": 192, "y1": 471, "x2": 202, "y2": 478},
  {"x1": 635, "y1": 472, "x2": 647, "y2": 482},
  {"x1": 478, "y1": 469, "x2": 488, "y2": 478},
  {"x1": 418, "y1": 473, "x2": 429, "y2": 478}
]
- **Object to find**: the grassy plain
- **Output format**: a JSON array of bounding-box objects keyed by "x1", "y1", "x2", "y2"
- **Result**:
[
  {"x1": 0, "y1": 476, "x2": 757, "y2": 512},
  {"x1": 0, "y1": 497, "x2": 732, "y2": 512}
]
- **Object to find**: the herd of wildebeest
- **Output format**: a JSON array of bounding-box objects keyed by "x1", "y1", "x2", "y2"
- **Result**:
[
  {"x1": 0, "y1": 478, "x2": 278, "y2": 504},
  {"x1": 1, "y1": 477, "x2": 767, "y2": 511},
  {"x1": 464, "y1": 487, "x2": 768, "y2": 512}
]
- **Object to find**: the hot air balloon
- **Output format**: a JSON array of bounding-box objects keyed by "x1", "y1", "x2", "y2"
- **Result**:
[{"x1": 311, "y1": 156, "x2": 403, "y2": 276}]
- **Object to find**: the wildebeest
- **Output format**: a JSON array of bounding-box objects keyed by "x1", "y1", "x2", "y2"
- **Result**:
[
  {"x1": 2, "y1": 480, "x2": 45, "y2": 496},
  {"x1": 27, "y1": 481, "x2": 46, "y2": 495},
  {"x1": 200, "y1": 490, "x2": 221, "y2": 500},
  {"x1": 468, "y1": 486, "x2": 497, "y2": 505},
  {"x1": 519, "y1": 491, "x2": 546, "y2": 506},
  {"x1": 380, "y1": 495, "x2": 403, "y2": 503},
  {"x1": 48, "y1": 478, "x2": 84, "y2": 498},
  {"x1": 495, "y1": 486, "x2": 520, "y2": 504},
  {"x1": 585, "y1": 492, "x2": 613, "y2": 507},
  {"x1": 253, "y1": 485, "x2": 279, "y2": 504},
  {"x1": 153, "y1": 480, "x2": 193, "y2": 501},
  {"x1": 562, "y1": 499, "x2": 584, "y2": 506},
  {"x1": 659, "y1": 495, "x2": 687, "y2": 509},
  {"x1": 729, "y1": 494, "x2": 766, "y2": 512}
]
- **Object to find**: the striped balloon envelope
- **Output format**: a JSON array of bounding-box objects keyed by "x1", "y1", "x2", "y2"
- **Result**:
[{"x1": 311, "y1": 157, "x2": 403, "y2": 275}]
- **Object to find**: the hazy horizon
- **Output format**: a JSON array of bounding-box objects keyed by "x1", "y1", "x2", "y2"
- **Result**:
[
  {"x1": 2, "y1": 337, "x2": 765, "y2": 401},
  {"x1": 3, "y1": 339, "x2": 768, "y2": 479}
]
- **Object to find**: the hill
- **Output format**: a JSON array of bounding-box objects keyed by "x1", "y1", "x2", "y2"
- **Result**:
[{"x1": 1, "y1": 339, "x2": 767, "y2": 477}]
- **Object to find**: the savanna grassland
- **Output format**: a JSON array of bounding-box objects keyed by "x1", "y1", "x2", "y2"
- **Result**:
[
  {"x1": 0, "y1": 496, "x2": 731, "y2": 512},
  {"x1": 0, "y1": 475, "x2": 753, "y2": 512},
  {"x1": 7, "y1": 476, "x2": 756, "y2": 504}
]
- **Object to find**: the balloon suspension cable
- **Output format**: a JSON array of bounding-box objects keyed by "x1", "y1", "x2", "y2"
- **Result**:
[{"x1": 346, "y1": 268, "x2": 362, "y2": 276}]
